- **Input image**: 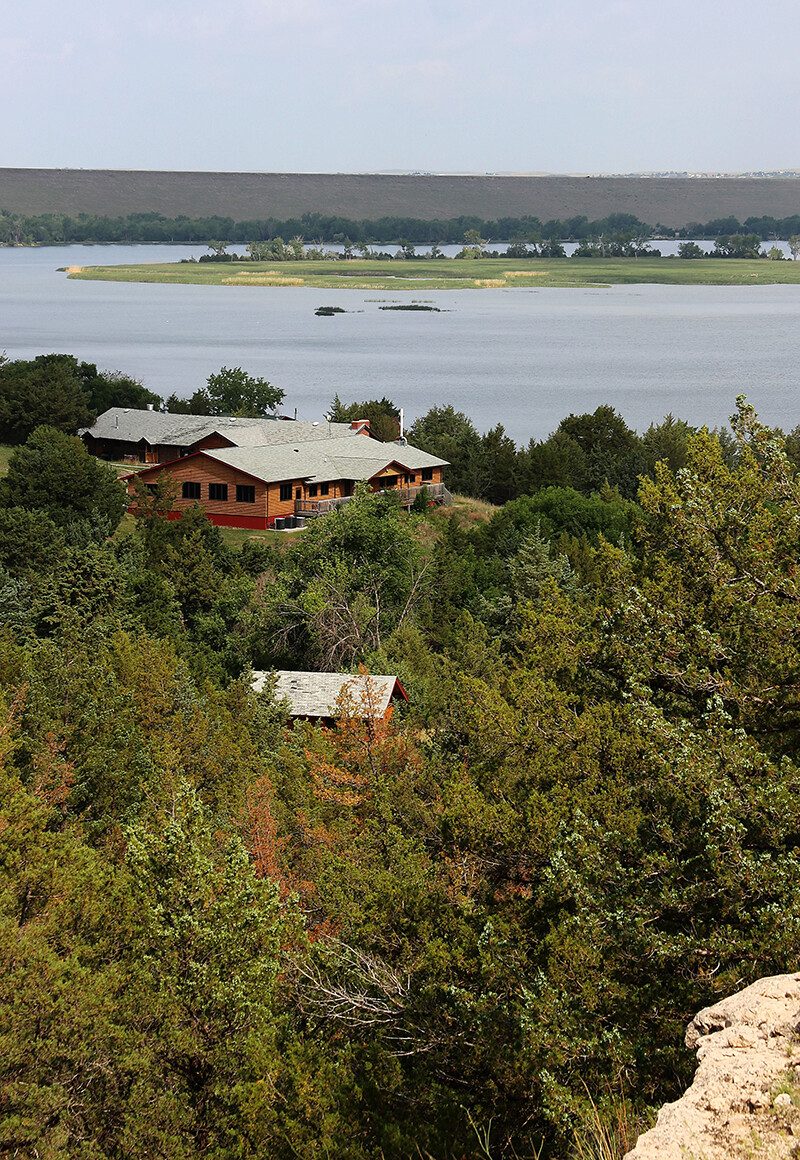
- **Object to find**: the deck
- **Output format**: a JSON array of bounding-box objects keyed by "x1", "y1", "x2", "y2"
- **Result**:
[{"x1": 295, "y1": 481, "x2": 453, "y2": 518}]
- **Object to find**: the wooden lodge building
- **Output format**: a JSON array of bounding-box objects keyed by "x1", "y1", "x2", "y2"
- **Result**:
[
  {"x1": 102, "y1": 407, "x2": 450, "y2": 529},
  {"x1": 82, "y1": 407, "x2": 370, "y2": 464}
]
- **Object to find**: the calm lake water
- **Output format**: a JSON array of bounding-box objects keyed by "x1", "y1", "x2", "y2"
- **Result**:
[{"x1": 2, "y1": 244, "x2": 799, "y2": 444}]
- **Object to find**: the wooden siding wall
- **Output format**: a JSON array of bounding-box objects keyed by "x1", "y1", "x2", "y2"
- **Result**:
[
  {"x1": 266, "y1": 480, "x2": 302, "y2": 519},
  {"x1": 128, "y1": 457, "x2": 271, "y2": 528},
  {"x1": 192, "y1": 434, "x2": 236, "y2": 453},
  {"x1": 371, "y1": 464, "x2": 443, "y2": 489}
]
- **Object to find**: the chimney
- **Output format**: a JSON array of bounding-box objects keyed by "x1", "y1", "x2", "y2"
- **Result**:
[
  {"x1": 351, "y1": 419, "x2": 371, "y2": 435},
  {"x1": 147, "y1": 403, "x2": 154, "y2": 411}
]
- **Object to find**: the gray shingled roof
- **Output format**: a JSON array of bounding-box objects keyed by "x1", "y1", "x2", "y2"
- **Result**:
[
  {"x1": 203, "y1": 436, "x2": 447, "y2": 485},
  {"x1": 82, "y1": 407, "x2": 362, "y2": 447},
  {"x1": 252, "y1": 670, "x2": 406, "y2": 718}
]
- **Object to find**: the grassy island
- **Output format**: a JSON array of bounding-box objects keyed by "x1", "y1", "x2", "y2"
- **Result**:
[{"x1": 66, "y1": 255, "x2": 800, "y2": 290}]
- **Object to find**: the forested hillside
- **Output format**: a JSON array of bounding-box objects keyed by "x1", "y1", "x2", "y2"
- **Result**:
[{"x1": 2, "y1": 388, "x2": 800, "y2": 1158}]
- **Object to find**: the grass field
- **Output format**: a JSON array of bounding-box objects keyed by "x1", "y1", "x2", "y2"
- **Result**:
[{"x1": 67, "y1": 256, "x2": 800, "y2": 289}]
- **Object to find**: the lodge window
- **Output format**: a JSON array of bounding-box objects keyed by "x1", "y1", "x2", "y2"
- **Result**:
[
  {"x1": 383, "y1": 475, "x2": 398, "y2": 488},
  {"x1": 422, "y1": 468, "x2": 433, "y2": 482},
  {"x1": 279, "y1": 483, "x2": 292, "y2": 502},
  {"x1": 295, "y1": 488, "x2": 301, "y2": 500},
  {"x1": 209, "y1": 483, "x2": 228, "y2": 502},
  {"x1": 236, "y1": 485, "x2": 256, "y2": 504},
  {"x1": 409, "y1": 474, "x2": 416, "y2": 483},
  {"x1": 320, "y1": 483, "x2": 330, "y2": 496},
  {"x1": 182, "y1": 481, "x2": 201, "y2": 500},
  {"x1": 309, "y1": 484, "x2": 318, "y2": 497}
]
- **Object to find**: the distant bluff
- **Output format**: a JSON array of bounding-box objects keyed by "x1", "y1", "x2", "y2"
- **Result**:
[{"x1": 2, "y1": 169, "x2": 800, "y2": 229}]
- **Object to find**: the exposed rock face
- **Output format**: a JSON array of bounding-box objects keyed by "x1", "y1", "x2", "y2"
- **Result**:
[{"x1": 624, "y1": 973, "x2": 800, "y2": 1160}]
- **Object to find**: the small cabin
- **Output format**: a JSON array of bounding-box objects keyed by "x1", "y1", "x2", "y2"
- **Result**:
[{"x1": 252, "y1": 670, "x2": 408, "y2": 724}]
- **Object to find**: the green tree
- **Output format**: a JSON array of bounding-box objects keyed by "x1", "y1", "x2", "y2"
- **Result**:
[
  {"x1": 266, "y1": 483, "x2": 429, "y2": 667},
  {"x1": 642, "y1": 413, "x2": 695, "y2": 474},
  {"x1": 0, "y1": 354, "x2": 93, "y2": 443},
  {"x1": 164, "y1": 390, "x2": 213, "y2": 415},
  {"x1": 712, "y1": 233, "x2": 762, "y2": 258},
  {"x1": 123, "y1": 783, "x2": 290, "y2": 1156},
  {"x1": 408, "y1": 405, "x2": 485, "y2": 497},
  {"x1": 456, "y1": 228, "x2": 486, "y2": 258},
  {"x1": 81, "y1": 364, "x2": 162, "y2": 413},
  {"x1": 205, "y1": 366, "x2": 284, "y2": 417},
  {"x1": 0, "y1": 426, "x2": 126, "y2": 536},
  {"x1": 0, "y1": 739, "x2": 139, "y2": 1158},
  {"x1": 557, "y1": 405, "x2": 647, "y2": 498},
  {"x1": 615, "y1": 398, "x2": 800, "y2": 755},
  {"x1": 328, "y1": 394, "x2": 400, "y2": 442},
  {"x1": 0, "y1": 508, "x2": 64, "y2": 578},
  {"x1": 480, "y1": 423, "x2": 518, "y2": 504}
]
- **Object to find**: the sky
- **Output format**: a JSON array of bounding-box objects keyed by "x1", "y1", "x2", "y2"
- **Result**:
[{"x1": 3, "y1": 0, "x2": 799, "y2": 174}]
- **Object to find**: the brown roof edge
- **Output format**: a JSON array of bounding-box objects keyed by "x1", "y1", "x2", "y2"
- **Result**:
[{"x1": 367, "y1": 459, "x2": 420, "y2": 478}]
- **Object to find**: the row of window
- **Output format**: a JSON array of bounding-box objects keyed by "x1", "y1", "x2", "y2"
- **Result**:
[
  {"x1": 166, "y1": 470, "x2": 435, "y2": 506},
  {"x1": 180, "y1": 481, "x2": 255, "y2": 503}
]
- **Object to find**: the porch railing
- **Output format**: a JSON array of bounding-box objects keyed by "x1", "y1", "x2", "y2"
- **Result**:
[{"x1": 295, "y1": 481, "x2": 452, "y2": 517}]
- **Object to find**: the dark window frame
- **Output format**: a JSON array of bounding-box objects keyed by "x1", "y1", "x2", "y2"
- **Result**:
[
  {"x1": 279, "y1": 483, "x2": 292, "y2": 502},
  {"x1": 182, "y1": 481, "x2": 202, "y2": 500},
  {"x1": 209, "y1": 482, "x2": 228, "y2": 502},
  {"x1": 236, "y1": 484, "x2": 256, "y2": 504}
]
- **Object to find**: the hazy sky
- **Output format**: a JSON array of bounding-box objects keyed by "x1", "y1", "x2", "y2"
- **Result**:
[{"x1": 3, "y1": 0, "x2": 798, "y2": 174}]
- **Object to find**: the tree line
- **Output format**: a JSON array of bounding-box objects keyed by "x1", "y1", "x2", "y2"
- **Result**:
[
  {"x1": 4, "y1": 205, "x2": 800, "y2": 246},
  {"x1": 0, "y1": 353, "x2": 286, "y2": 444}
]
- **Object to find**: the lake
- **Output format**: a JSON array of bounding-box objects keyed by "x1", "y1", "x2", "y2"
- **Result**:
[{"x1": 2, "y1": 244, "x2": 799, "y2": 444}]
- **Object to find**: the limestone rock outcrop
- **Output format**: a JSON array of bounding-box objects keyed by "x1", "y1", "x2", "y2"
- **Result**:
[{"x1": 624, "y1": 973, "x2": 800, "y2": 1160}]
